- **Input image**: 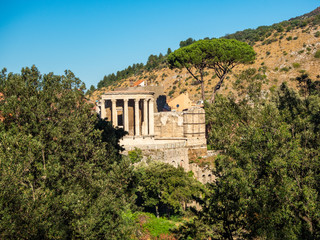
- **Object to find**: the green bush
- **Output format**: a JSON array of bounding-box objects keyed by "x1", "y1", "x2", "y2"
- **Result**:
[
  {"x1": 280, "y1": 67, "x2": 290, "y2": 72},
  {"x1": 314, "y1": 50, "x2": 320, "y2": 59},
  {"x1": 292, "y1": 62, "x2": 301, "y2": 68},
  {"x1": 168, "y1": 89, "x2": 175, "y2": 97}
]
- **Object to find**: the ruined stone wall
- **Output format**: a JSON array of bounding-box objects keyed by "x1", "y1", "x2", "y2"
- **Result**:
[
  {"x1": 154, "y1": 107, "x2": 207, "y2": 160},
  {"x1": 154, "y1": 107, "x2": 206, "y2": 140},
  {"x1": 154, "y1": 112, "x2": 184, "y2": 138},
  {"x1": 189, "y1": 163, "x2": 215, "y2": 183}
]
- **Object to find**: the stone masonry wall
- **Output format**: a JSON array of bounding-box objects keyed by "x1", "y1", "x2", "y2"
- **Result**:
[{"x1": 154, "y1": 112, "x2": 184, "y2": 138}]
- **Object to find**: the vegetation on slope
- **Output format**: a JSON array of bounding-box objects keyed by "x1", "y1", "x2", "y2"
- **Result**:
[
  {"x1": 92, "y1": 7, "x2": 320, "y2": 95},
  {"x1": 223, "y1": 7, "x2": 320, "y2": 45}
]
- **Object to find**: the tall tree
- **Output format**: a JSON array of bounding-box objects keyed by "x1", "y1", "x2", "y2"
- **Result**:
[
  {"x1": 167, "y1": 39, "x2": 255, "y2": 101},
  {"x1": 206, "y1": 39, "x2": 256, "y2": 102},
  {"x1": 0, "y1": 66, "x2": 134, "y2": 239},
  {"x1": 167, "y1": 40, "x2": 210, "y2": 101}
]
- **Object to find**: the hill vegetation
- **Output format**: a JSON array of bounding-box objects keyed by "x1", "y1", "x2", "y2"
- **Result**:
[{"x1": 89, "y1": 7, "x2": 320, "y2": 103}]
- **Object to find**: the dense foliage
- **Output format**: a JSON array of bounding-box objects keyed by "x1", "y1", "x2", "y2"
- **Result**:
[
  {"x1": 0, "y1": 66, "x2": 134, "y2": 239},
  {"x1": 135, "y1": 162, "x2": 203, "y2": 218},
  {"x1": 175, "y1": 72, "x2": 320, "y2": 239}
]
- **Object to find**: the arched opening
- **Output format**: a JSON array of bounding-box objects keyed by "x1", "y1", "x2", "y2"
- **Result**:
[
  {"x1": 180, "y1": 160, "x2": 184, "y2": 167},
  {"x1": 171, "y1": 160, "x2": 176, "y2": 168},
  {"x1": 202, "y1": 174, "x2": 206, "y2": 183},
  {"x1": 208, "y1": 174, "x2": 212, "y2": 183}
]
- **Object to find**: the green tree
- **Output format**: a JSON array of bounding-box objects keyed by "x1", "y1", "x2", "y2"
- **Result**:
[
  {"x1": 200, "y1": 81, "x2": 320, "y2": 239},
  {"x1": 167, "y1": 39, "x2": 211, "y2": 101},
  {"x1": 135, "y1": 162, "x2": 202, "y2": 218},
  {"x1": 167, "y1": 39, "x2": 255, "y2": 101},
  {"x1": 175, "y1": 72, "x2": 320, "y2": 239},
  {"x1": 205, "y1": 39, "x2": 256, "y2": 102},
  {"x1": 86, "y1": 84, "x2": 96, "y2": 96},
  {"x1": 0, "y1": 66, "x2": 134, "y2": 239},
  {"x1": 179, "y1": 37, "x2": 196, "y2": 48}
]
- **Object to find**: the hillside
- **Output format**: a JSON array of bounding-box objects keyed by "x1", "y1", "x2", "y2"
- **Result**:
[{"x1": 90, "y1": 7, "x2": 320, "y2": 102}]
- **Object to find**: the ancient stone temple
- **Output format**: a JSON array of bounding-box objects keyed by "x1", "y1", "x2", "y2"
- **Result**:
[
  {"x1": 96, "y1": 90, "x2": 155, "y2": 137},
  {"x1": 96, "y1": 87, "x2": 214, "y2": 183}
]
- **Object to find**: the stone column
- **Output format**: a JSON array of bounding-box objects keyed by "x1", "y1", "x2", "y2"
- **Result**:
[
  {"x1": 124, "y1": 99, "x2": 129, "y2": 132},
  {"x1": 100, "y1": 99, "x2": 106, "y2": 119},
  {"x1": 111, "y1": 99, "x2": 117, "y2": 127},
  {"x1": 143, "y1": 99, "x2": 148, "y2": 135},
  {"x1": 134, "y1": 98, "x2": 140, "y2": 136},
  {"x1": 148, "y1": 98, "x2": 154, "y2": 136}
]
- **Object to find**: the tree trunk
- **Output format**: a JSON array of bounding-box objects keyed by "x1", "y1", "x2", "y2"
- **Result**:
[
  {"x1": 210, "y1": 74, "x2": 226, "y2": 103},
  {"x1": 200, "y1": 71, "x2": 205, "y2": 101},
  {"x1": 201, "y1": 81, "x2": 205, "y2": 101},
  {"x1": 155, "y1": 205, "x2": 159, "y2": 218}
]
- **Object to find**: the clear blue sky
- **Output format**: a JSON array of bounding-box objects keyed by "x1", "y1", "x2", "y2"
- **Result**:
[{"x1": 1, "y1": 0, "x2": 319, "y2": 88}]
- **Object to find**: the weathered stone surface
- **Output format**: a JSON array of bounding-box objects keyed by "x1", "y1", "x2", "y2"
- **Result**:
[{"x1": 154, "y1": 112, "x2": 184, "y2": 138}]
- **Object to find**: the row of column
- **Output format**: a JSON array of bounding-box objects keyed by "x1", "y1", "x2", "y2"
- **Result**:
[{"x1": 100, "y1": 98, "x2": 154, "y2": 136}]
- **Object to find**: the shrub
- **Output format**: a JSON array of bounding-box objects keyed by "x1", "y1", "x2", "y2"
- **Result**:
[
  {"x1": 292, "y1": 63, "x2": 301, "y2": 68},
  {"x1": 280, "y1": 67, "x2": 290, "y2": 72},
  {"x1": 314, "y1": 31, "x2": 320, "y2": 37},
  {"x1": 286, "y1": 36, "x2": 292, "y2": 41},
  {"x1": 168, "y1": 89, "x2": 175, "y2": 97},
  {"x1": 315, "y1": 50, "x2": 320, "y2": 59},
  {"x1": 180, "y1": 88, "x2": 187, "y2": 94}
]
